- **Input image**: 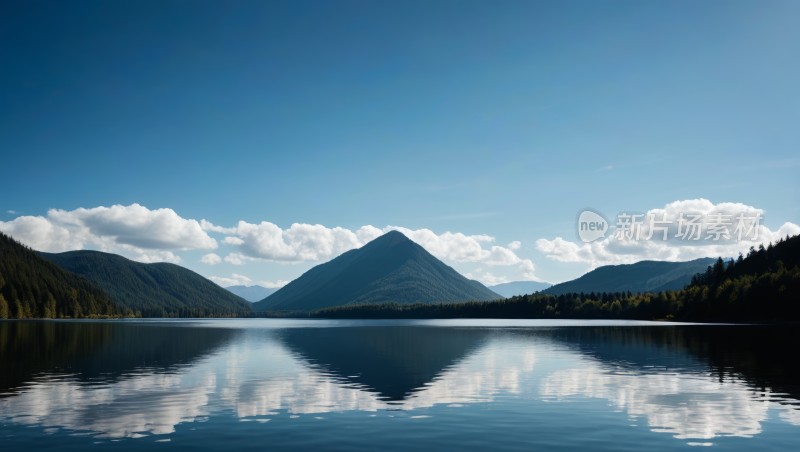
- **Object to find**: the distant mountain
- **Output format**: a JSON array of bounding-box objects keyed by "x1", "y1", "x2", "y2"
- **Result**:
[
  {"x1": 490, "y1": 281, "x2": 552, "y2": 298},
  {"x1": 253, "y1": 231, "x2": 503, "y2": 311},
  {"x1": 0, "y1": 232, "x2": 118, "y2": 318},
  {"x1": 542, "y1": 258, "x2": 717, "y2": 296},
  {"x1": 39, "y1": 250, "x2": 252, "y2": 316},
  {"x1": 225, "y1": 285, "x2": 278, "y2": 302}
]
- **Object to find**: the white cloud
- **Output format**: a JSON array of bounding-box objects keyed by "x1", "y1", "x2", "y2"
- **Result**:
[
  {"x1": 0, "y1": 204, "x2": 527, "y2": 269},
  {"x1": 219, "y1": 222, "x2": 524, "y2": 267},
  {"x1": 535, "y1": 199, "x2": 800, "y2": 268},
  {"x1": 209, "y1": 273, "x2": 290, "y2": 289},
  {"x1": 475, "y1": 268, "x2": 483, "y2": 273},
  {"x1": 356, "y1": 225, "x2": 383, "y2": 244},
  {"x1": 200, "y1": 219, "x2": 237, "y2": 234},
  {"x1": 0, "y1": 215, "x2": 79, "y2": 252},
  {"x1": 258, "y1": 279, "x2": 290, "y2": 289},
  {"x1": 478, "y1": 272, "x2": 510, "y2": 285},
  {"x1": 0, "y1": 204, "x2": 216, "y2": 264},
  {"x1": 518, "y1": 259, "x2": 547, "y2": 283},
  {"x1": 49, "y1": 204, "x2": 217, "y2": 250},
  {"x1": 386, "y1": 227, "x2": 523, "y2": 266},
  {"x1": 224, "y1": 253, "x2": 247, "y2": 265},
  {"x1": 222, "y1": 236, "x2": 245, "y2": 246},
  {"x1": 484, "y1": 246, "x2": 522, "y2": 266},
  {"x1": 6, "y1": 210, "x2": 19, "y2": 214},
  {"x1": 208, "y1": 276, "x2": 242, "y2": 287},
  {"x1": 200, "y1": 253, "x2": 222, "y2": 265},
  {"x1": 508, "y1": 241, "x2": 521, "y2": 250},
  {"x1": 130, "y1": 250, "x2": 181, "y2": 264}
]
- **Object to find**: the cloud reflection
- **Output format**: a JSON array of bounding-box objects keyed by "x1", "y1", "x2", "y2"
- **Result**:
[{"x1": 1, "y1": 326, "x2": 798, "y2": 443}]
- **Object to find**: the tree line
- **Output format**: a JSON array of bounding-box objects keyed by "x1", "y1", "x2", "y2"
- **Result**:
[
  {"x1": 1, "y1": 233, "x2": 118, "y2": 319},
  {"x1": 309, "y1": 234, "x2": 800, "y2": 321},
  {"x1": 0, "y1": 232, "x2": 251, "y2": 319},
  {"x1": 3, "y1": 230, "x2": 797, "y2": 321}
]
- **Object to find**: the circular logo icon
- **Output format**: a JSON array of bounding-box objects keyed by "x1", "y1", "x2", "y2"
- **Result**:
[{"x1": 575, "y1": 208, "x2": 609, "y2": 243}]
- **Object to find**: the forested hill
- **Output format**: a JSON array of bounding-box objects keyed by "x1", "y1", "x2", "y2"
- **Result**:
[
  {"x1": 542, "y1": 258, "x2": 716, "y2": 296},
  {"x1": 253, "y1": 231, "x2": 502, "y2": 311},
  {"x1": 0, "y1": 232, "x2": 117, "y2": 319},
  {"x1": 689, "y1": 234, "x2": 800, "y2": 289},
  {"x1": 39, "y1": 250, "x2": 252, "y2": 317}
]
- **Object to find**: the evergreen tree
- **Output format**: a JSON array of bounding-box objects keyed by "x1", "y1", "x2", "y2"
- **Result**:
[{"x1": 0, "y1": 294, "x2": 8, "y2": 319}]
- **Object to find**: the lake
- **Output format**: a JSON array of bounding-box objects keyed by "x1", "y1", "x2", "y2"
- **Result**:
[{"x1": 1, "y1": 319, "x2": 799, "y2": 450}]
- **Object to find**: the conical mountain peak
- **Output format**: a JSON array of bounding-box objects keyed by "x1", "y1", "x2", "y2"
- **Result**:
[
  {"x1": 364, "y1": 230, "x2": 413, "y2": 248},
  {"x1": 253, "y1": 231, "x2": 501, "y2": 311}
]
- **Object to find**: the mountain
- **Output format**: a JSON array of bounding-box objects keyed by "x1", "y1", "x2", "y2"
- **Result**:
[
  {"x1": 0, "y1": 232, "x2": 118, "y2": 318},
  {"x1": 490, "y1": 281, "x2": 552, "y2": 298},
  {"x1": 542, "y1": 257, "x2": 717, "y2": 296},
  {"x1": 224, "y1": 285, "x2": 278, "y2": 302},
  {"x1": 253, "y1": 231, "x2": 503, "y2": 311},
  {"x1": 39, "y1": 250, "x2": 252, "y2": 317}
]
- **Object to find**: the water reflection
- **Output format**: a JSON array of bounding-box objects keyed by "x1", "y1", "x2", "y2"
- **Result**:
[
  {"x1": 1, "y1": 320, "x2": 799, "y2": 445},
  {"x1": 280, "y1": 327, "x2": 489, "y2": 401}
]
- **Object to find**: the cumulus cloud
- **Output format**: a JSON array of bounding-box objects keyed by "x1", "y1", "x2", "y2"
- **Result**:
[
  {"x1": 508, "y1": 241, "x2": 521, "y2": 250},
  {"x1": 208, "y1": 276, "x2": 242, "y2": 287},
  {"x1": 49, "y1": 204, "x2": 217, "y2": 250},
  {"x1": 0, "y1": 215, "x2": 79, "y2": 252},
  {"x1": 484, "y1": 246, "x2": 523, "y2": 266},
  {"x1": 259, "y1": 279, "x2": 290, "y2": 289},
  {"x1": 0, "y1": 203, "x2": 527, "y2": 268},
  {"x1": 209, "y1": 273, "x2": 290, "y2": 289},
  {"x1": 216, "y1": 222, "x2": 526, "y2": 267},
  {"x1": 224, "y1": 253, "x2": 247, "y2": 265},
  {"x1": 200, "y1": 219, "x2": 237, "y2": 235},
  {"x1": 478, "y1": 273, "x2": 510, "y2": 286},
  {"x1": 518, "y1": 259, "x2": 547, "y2": 283},
  {"x1": 0, "y1": 204, "x2": 216, "y2": 264},
  {"x1": 200, "y1": 253, "x2": 222, "y2": 265},
  {"x1": 6, "y1": 210, "x2": 20, "y2": 214},
  {"x1": 131, "y1": 250, "x2": 182, "y2": 264},
  {"x1": 535, "y1": 199, "x2": 800, "y2": 268},
  {"x1": 222, "y1": 236, "x2": 245, "y2": 246}
]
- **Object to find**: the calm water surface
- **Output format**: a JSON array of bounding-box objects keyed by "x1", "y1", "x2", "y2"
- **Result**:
[{"x1": 1, "y1": 319, "x2": 799, "y2": 450}]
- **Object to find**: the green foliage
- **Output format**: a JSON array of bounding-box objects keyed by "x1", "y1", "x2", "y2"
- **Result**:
[
  {"x1": 309, "y1": 234, "x2": 800, "y2": 322},
  {"x1": 39, "y1": 249, "x2": 254, "y2": 318},
  {"x1": 0, "y1": 232, "x2": 118, "y2": 318},
  {"x1": 543, "y1": 258, "x2": 716, "y2": 296},
  {"x1": 254, "y1": 231, "x2": 502, "y2": 311}
]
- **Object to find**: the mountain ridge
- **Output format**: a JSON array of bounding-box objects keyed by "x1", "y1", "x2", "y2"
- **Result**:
[
  {"x1": 39, "y1": 250, "x2": 252, "y2": 316},
  {"x1": 1, "y1": 232, "x2": 118, "y2": 318},
  {"x1": 542, "y1": 257, "x2": 717, "y2": 296}
]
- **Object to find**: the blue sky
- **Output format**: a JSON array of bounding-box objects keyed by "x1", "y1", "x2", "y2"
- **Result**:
[{"x1": 2, "y1": 0, "x2": 799, "y2": 287}]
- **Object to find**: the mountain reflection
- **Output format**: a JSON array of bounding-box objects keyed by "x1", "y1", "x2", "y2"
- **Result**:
[
  {"x1": 1, "y1": 320, "x2": 799, "y2": 442},
  {"x1": 278, "y1": 326, "x2": 488, "y2": 401},
  {"x1": 1, "y1": 321, "x2": 236, "y2": 397}
]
